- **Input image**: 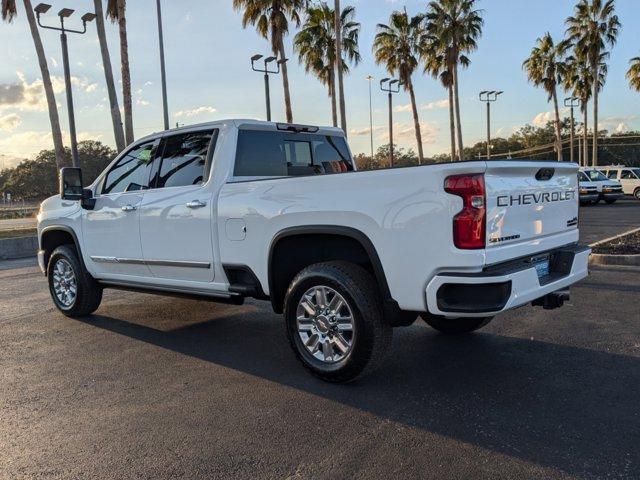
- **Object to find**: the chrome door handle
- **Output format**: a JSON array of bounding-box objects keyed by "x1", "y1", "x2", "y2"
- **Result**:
[
  {"x1": 121, "y1": 204, "x2": 137, "y2": 212},
  {"x1": 186, "y1": 200, "x2": 207, "y2": 209}
]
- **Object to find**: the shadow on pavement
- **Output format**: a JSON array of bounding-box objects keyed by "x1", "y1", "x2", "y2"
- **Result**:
[{"x1": 80, "y1": 309, "x2": 640, "y2": 479}]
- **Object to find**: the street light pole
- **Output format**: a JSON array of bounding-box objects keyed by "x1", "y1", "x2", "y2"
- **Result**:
[
  {"x1": 479, "y1": 90, "x2": 503, "y2": 160},
  {"x1": 35, "y1": 4, "x2": 95, "y2": 168},
  {"x1": 564, "y1": 97, "x2": 580, "y2": 164},
  {"x1": 380, "y1": 78, "x2": 401, "y2": 168},
  {"x1": 251, "y1": 54, "x2": 285, "y2": 122},
  {"x1": 156, "y1": 0, "x2": 169, "y2": 131},
  {"x1": 366, "y1": 75, "x2": 374, "y2": 159}
]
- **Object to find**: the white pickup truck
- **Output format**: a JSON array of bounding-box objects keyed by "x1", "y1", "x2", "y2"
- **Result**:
[{"x1": 38, "y1": 120, "x2": 590, "y2": 382}]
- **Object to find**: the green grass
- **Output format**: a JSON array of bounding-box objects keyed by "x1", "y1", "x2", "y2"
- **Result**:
[{"x1": 0, "y1": 228, "x2": 37, "y2": 240}]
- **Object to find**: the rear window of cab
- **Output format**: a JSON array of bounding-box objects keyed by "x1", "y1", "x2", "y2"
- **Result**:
[{"x1": 234, "y1": 130, "x2": 353, "y2": 177}]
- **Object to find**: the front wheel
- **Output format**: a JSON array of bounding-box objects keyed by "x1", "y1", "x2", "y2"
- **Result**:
[
  {"x1": 422, "y1": 315, "x2": 492, "y2": 334},
  {"x1": 634, "y1": 188, "x2": 640, "y2": 200},
  {"x1": 284, "y1": 261, "x2": 392, "y2": 383},
  {"x1": 48, "y1": 245, "x2": 103, "y2": 317}
]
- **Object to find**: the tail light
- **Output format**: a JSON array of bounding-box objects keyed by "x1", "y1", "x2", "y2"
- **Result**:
[{"x1": 444, "y1": 174, "x2": 486, "y2": 249}]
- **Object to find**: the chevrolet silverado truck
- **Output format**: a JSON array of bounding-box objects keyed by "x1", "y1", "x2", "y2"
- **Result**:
[{"x1": 38, "y1": 120, "x2": 590, "y2": 382}]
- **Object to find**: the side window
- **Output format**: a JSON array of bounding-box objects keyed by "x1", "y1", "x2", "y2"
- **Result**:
[
  {"x1": 155, "y1": 130, "x2": 215, "y2": 188},
  {"x1": 607, "y1": 170, "x2": 618, "y2": 179},
  {"x1": 621, "y1": 170, "x2": 634, "y2": 179},
  {"x1": 578, "y1": 172, "x2": 589, "y2": 182},
  {"x1": 102, "y1": 141, "x2": 156, "y2": 194},
  {"x1": 234, "y1": 130, "x2": 287, "y2": 177},
  {"x1": 233, "y1": 130, "x2": 354, "y2": 178}
]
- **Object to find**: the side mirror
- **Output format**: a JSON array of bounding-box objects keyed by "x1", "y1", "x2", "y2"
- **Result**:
[{"x1": 60, "y1": 167, "x2": 84, "y2": 200}]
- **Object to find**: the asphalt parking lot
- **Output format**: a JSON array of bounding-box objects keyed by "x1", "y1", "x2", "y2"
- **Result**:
[{"x1": 1, "y1": 200, "x2": 639, "y2": 479}]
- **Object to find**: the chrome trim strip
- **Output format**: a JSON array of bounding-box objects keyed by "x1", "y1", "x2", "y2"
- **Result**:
[{"x1": 90, "y1": 256, "x2": 210, "y2": 269}]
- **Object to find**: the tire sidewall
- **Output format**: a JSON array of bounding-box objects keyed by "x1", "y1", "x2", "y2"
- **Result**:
[
  {"x1": 47, "y1": 246, "x2": 82, "y2": 313},
  {"x1": 284, "y1": 269, "x2": 374, "y2": 377}
]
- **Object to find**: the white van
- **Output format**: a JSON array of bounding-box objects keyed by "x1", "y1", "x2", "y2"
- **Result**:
[
  {"x1": 599, "y1": 166, "x2": 640, "y2": 199},
  {"x1": 578, "y1": 168, "x2": 624, "y2": 204}
]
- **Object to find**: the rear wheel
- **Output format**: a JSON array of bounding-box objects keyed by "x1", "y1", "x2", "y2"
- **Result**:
[
  {"x1": 634, "y1": 188, "x2": 640, "y2": 200},
  {"x1": 284, "y1": 261, "x2": 392, "y2": 383},
  {"x1": 422, "y1": 315, "x2": 492, "y2": 334},
  {"x1": 48, "y1": 245, "x2": 102, "y2": 317}
]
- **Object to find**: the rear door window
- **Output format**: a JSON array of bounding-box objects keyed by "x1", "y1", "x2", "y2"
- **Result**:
[
  {"x1": 234, "y1": 130, "x2": 353, "y2": 178},
  {"x1": 606, "y1": 170, "x2": 618, "y2": 179}
]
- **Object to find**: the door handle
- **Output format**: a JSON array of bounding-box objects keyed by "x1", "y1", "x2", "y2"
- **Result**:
[
  {"x1": 186, "y1": 200, "x2": 207, "y2": 209},
  {"x1": 121, "y1": 204, "x2": 137, "y2": 212}
]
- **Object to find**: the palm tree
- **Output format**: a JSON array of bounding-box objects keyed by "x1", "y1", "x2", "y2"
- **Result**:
[
  {"x1": 373, "y1": 10, "x2": 426, "y2": 164},
  {"x1": 523, "y1": 33, "x2": 569, "y2": 161},
  {"x1": 233, "y1": 0, "x2": 307, "y2": 124},
  {"x1": 334, "y1": 0, "x2": 346, "y2": 133},
  {"x1": 566, "y1": 0, "x2": 620, "y2": 166},
  {"x1": 94, "y1": 0, "x2": 125, "y2": 153},
  {"x1": 426, "y1": 0, "x2": 483, "y2": 160},
  {"x1": 423, "y1": 35, "x2": 456, "y2": 161},
  {"x1": 294, "y1": 2, "x2": 360, "y2": 127},
  {"x1": 627, "y1": 56, "x2": 640, "y2": 92},
  {"x1": 106, "y1": 0, "x2": 134, "y2": 146},
  {"x1": 2, "y1": 0, "x2": 65, "y2": 170},
  {"x1": 564, "y1": 52, "x2": 607, "y2": 166}
]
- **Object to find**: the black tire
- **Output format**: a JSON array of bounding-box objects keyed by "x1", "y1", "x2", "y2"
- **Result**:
[
  {"x1": 634, "y1": 188, "x2": 640, "y2": 200},
  {"x1": 422, "y1": 315, "x2": 492, "y2": 334},
  {"x1": 605, "y1": 199, "x2": 617, "y2": 204},
  {"x1": 284, "y1": 261, "x2": 392, "y2": 383},
  {"x1": 47, "y1": 245, "x2": 102, "y2": 317}
]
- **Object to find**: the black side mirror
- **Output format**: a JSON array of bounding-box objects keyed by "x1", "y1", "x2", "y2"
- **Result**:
[{"x1": 60, "y1": 167, "x2": 84, "y2": 200}]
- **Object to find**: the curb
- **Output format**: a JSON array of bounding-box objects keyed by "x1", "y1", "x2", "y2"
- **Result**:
[
  {"x1": 589, "y1": 254, "x2": 640, "y2": 267},
  {"x1": 588, "y1": 226, "x2": 640, "y2": 248},
  {"x1": 0, "y1": 235, "x2": 38, "y2": 260}
]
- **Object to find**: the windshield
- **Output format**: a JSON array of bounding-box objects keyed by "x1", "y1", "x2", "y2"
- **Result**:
[
  {"x1": 578, "y1": 172, "x2": 590, "y2": 182},
  {"x1": 583, "y1": 169, "x2": 609, "y2": 181},
  {"x1": 633, "y1": 169, "x2": 640, "y2": 179}
]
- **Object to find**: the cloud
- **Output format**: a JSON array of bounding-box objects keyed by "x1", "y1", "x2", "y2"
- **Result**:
[
  {"x1": 532, "y1": 108, "x2": 569, "y2": 127},
  {"x1": 378, "y1": 122, "x2": 439, "y2": 145},
  {"x1": 349, "y1": 125, "x2": 384, "y2": 136},
  {"x1": 394, "y1": 103, "x2": 413, "y2": 113},
  {"x1": 598, "y1": 115, "x2": 639, "y2": 133},
  {"x1": 0, "y1": 113, "x2": 22, "y2": 132},
  {"x1": 137, "y1": 99, "x2": 150, "y2": 107},
  {"x1": 0, "y1": 130, "x2": 100, "y2": 159},
  {"x1": 174, "y1": 106, "x2": 217, "y2": 118},
  {"x1": 422, "y1": 99, "x2": 449, "y2": 110}
]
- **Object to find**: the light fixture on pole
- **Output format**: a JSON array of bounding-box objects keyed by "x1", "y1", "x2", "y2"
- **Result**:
[
  {"x1": 35, "y1": 3, "x2": 95, "y2": 168},
  {"x1": 251, "y1": 54, "x2": 285, "y2": 122},
  {"x1": 479, "y1": 90, "x2": 503, "y2": 160},
  {"x1": 564, "y1": 97, "x2": 581, "y2": 165},
  {"x1": 380, "y1": 78, "x2": 401, "y2": 167},
  {"x1": 366, "y1": 75, "x2": 374, "y2": 159}
]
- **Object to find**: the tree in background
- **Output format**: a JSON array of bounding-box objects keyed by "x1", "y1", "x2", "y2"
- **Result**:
[
  {"x1": 334, "y1": 0, "x2": 346, "y2": 134},
  {"x1": 94, "y1": 0, "x2": 125, "y2": 153},
  {"x1": 423, "y1": 34, "x2": 456, "y2": 162},
  {"x1": 233, "y1": 0, "x2": 307, "y2": 123},
  {"x1": 0, "y1": 141, "x2": 116, "y2": 201},
  {"x1": 107, "y1": 0, "x2": 134, "y2": 146},
  {"x1": 566, "y1": 0, "x2": 620, "y2": 166},
  {"x1": 426, "y1": 0, "x2": 483, "y2": 160},
  {"x1": 373, "y1": 10, "x2": 426, "y2": 164},
  {"x1": 2, "y1": 0, "x2": 65, "y2": 170},
  {"x1": 294, "y1": 2, "x2": 360, "y2": 127},
  {"x1": 627, "y1": 56, "x2": 640, "y2": 92},
  {"x1": 523, "y1": 33, "x2": 570, "y2": 161}
]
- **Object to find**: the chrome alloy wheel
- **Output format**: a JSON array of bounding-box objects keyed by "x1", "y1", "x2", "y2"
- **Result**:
[
  {"x1": 52, "y1": 259, "x2": 77, "y2": 307},
  {"x1": 296, "y1": 285, "x2": 355, "y2": 363}
]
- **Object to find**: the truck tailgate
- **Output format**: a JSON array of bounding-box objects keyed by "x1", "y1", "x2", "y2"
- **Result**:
[{"x1": 484, "y1": 161, "x2": 579, "y2": 264}]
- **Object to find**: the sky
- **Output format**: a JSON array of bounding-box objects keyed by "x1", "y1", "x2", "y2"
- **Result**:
[{"x1": 1, "y1": 0, "x2": 639, "y2": 169}]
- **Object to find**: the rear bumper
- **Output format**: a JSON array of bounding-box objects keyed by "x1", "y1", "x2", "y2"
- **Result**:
[{"x1": 425, "y1": 244, "x2": 590, "y2": 317}]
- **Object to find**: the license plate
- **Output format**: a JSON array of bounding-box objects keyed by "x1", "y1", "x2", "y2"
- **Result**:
[{"x1": 534, "y1": 259, "x2": 550, "y2": 278}]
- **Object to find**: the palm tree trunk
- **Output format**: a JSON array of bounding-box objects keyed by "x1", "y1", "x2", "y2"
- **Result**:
[
  {"x1": 452, "y1": 62, "x2": 464, "y2": 160},
  {"x1": 93, "y1": 0, "x2": 125, "y2": 153},
  {"x1": 448, "y1": 85, "x2": 456, "y2": 162},
  {"x1": 116, "y1": 0, "x2": 134, "y2": 145},
  {"x1": 22, "y1": 0, "x2": 65, "y2": 170},
  {"x1": 551, "y1": 87, "x2": 563, "y2": 161},
  {"x1": 407, "y1": 80, "x2": 424, "y2": 164},
  {"x1": 582, "y1": 100, "x2": 589, "y2": 167},
  {"x1": 276, "y1": 36, "x2": 294, "y2": 123},
  {"x1": 334, "y1": 0, "x2": 346, "y2": 136},
  {"x1": 592, "y1": 62, "x2": 599, "y2": 167},
  {"x1": 329, "y1": 69, "x2": 338, "y2": 127}
]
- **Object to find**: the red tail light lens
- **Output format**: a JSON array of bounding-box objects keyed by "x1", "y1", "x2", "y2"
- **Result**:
[{"x1": 444, "y1": 174, "x2": 486, "y2": 249}]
